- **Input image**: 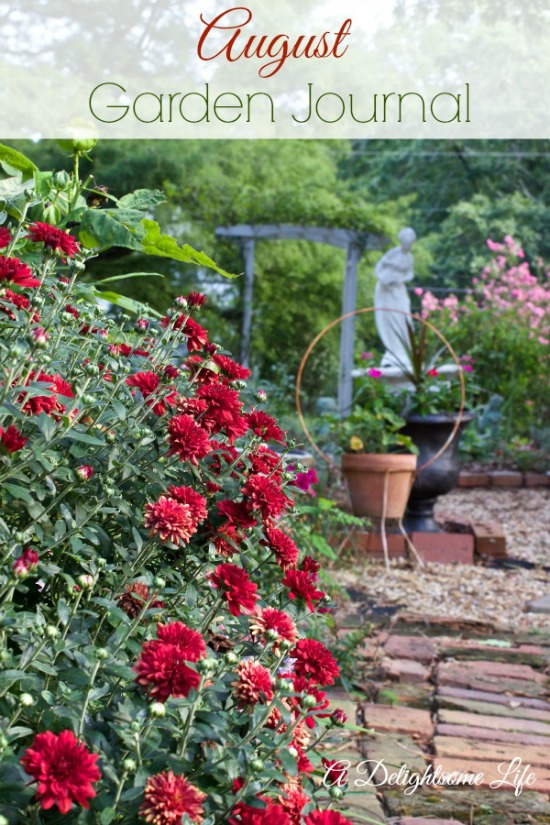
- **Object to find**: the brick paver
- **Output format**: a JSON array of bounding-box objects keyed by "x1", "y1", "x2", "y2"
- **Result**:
[
  {"x1": 432, "y1": 757, "x2": 550, "y2": 795},
  {"x1": 363, "y1": 704, "x2": 434, "y2": 740},
  {"x1": 335, "y1": 600, "x2": 550, "y2": 823},
  {"x1": 438, "y1": 685, "x2": 550, "y2": 711},
  {"x1": 384, "y1": 635, "x2": 437, "y2": 663},
  {"x1": 437, "y1": 708, "x2": 550, "y2": 737},
  {"x1": 436, "y1": 722, "x2": 550, "y2": 747},
  {"x1": 397, "y1": 819, "x2": 464, "y2": 825},
  {"x1": 381, "y1": 656, "x2": 430, "y2": 684},
  {"x1": 436, "y1": 660, "x2": 549, "y2": 697},
  {"x1": 433, "y1": 734, "x2": 550, "y2": 767}
]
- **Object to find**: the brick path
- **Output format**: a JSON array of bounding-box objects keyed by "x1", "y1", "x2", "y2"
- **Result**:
[{"x1": 324, "y1": 612, "x2": 550, "y2": 824}]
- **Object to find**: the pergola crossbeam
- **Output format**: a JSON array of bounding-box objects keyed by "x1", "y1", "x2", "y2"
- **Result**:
[{"x1": 215, "y1": 222, "x2": 388, "y2": 413}]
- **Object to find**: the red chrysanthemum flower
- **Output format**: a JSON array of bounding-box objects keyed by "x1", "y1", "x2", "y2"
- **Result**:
[
  {"x1": 117, "y1": 582, "x2": 164, "y2": 620},
  {"x1": 196, "y1": 384, "x2": 247, "y2": 441},
  {"x1": 277, "y1": 784, "x2": 310, "y2": 824},
  {"x1": 242, "y1": 475, "x2": 291, "y2": 522},
  {"x1": 281, "y1": 570, "x2": 325, "y2": 612},
  {"x1": 185, "y1": 354, "x2": 220, "y2": 386},
  {"x1": 164, "y1": 314, "x2": 209, "y2": 352},
  {"x1": 1, "y1": 289, "x2": 33, "y2": 319},
  {"x1": 262, "y1": 526, "x2": 299, "y2": 570},
  {"x1": 26, "y1": 222, "x2": 80, "y2": 258},
  {"x1": 305, "y1": 812, "x2": 353, "y2": 825},
  {"x1": 249, "y1": 607, "x2": 298, "y2": 654},
  {"x1": 0, "y1": 424, "x2": 27, "y2": 453},
  {"x1": 301, "y1": 556, "x2": 321, "y2": 578},
  {"x1": 265, "y1": 702, "x2": 289, "y2": 734},
  {"x1": 164, "y1": 364, "x2": 179, "y2": 379},
  {"x1": 209, "y1": 563, "x2": 258, "y2": 617},
  {"x1": 20, "y1": 730, "x2": 100, "y2": 814},
  {"x1": 13, "y1": 547, "x2": 40, "y2": 577},
  {"x1": 216, "y1": 499, "x2": 257, "y2": 529},
  {"x1": 0, "y1": 255, "x2": 41, "y2": 287},
  {"x1": 166, "y1": 414, "x2": 212, "y2": 465},
  {"x1": 126, "y1": 371, "x2": 177, "y2": 416},
  {"x1": 208, "y1": 445, "x2": 240, "y2": 475},
  {"x1": 139, "y1": 771, "x2": 206, "y2": 824},
  {"x1": 230, "y1": 801, "x2": 291, "y2": 825},
  {"x1": 248, "y1": 447, "x2": 282, "y2": 477},
  {"x1": 290, "y1": 639, "x2": 340, "y2": 687},
  {"x1": 246, "y1": 410, "x2": 285, "y2": 443},
  {"x1": 135, "y1": 641, "x2": 201, "y2": 702},
  {"x1": 212, "y1": 353, "x2": 251, "y2": 382},
  {"x1": 19, "y1": 371, "x2": 73, "y2": 416},
  {"x1": 155, "y1": 622, "x2": 206, "y2": 661},
  {"x1": 144, "y1": 496, "x2": 197, "y2": 545},
  {"x1": 212, "y1": 523, "x2": 243, "y2": 557},
  {"x1": 166, "y1": 485, "x2": 208, "y2": 525},
  {"x1": 187, "y1": 291, "x2": 207, "y2": 309},
  {"x1": 50, "y1": 374, "x2": 74, "y2": 399},
  {"x1": 65, "y1": 304, "x2": 80, "y2": 319},
  {"x1": 321, "y1": 758, "x2": 348, "y2": 787},
  {"x1": 233, "y1": 660, "x2": 273, "y2": 705},
  {"x1": 177, "y1": 396, "x2": 208, "y2": 418},
  {"x1": 0, "y1": 227, "x2": 11, "y2": 248},
  {"x1": 285, "y1": 720, "x2": 313, "y2": 774},
  {"x1": 127, "y1": 370, "x2": 160, "y2": 395}
]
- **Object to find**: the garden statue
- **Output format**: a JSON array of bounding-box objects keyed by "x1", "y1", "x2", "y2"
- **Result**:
[{"x1": 374, "y1": 227, "x2": 416, "y2": 370}]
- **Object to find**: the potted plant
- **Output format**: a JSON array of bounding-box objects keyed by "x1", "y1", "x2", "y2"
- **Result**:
[
  {"x1": 392, "y1": 323, "x2": 477, "y2": 532},
  {"x1": 331, "y1": 371, "x2": 418, "y2": 519}
]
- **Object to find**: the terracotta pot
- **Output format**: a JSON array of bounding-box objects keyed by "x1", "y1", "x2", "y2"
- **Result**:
[{"x1": 341, "y1": 453, "x2": 417, "y2": 519}]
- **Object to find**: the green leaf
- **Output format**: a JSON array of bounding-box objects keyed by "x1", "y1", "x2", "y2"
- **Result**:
[
  {"x1": 141, "y1": 219, "x2": 238, "y2": 278},
  {"x1": 7, "y1": 726, "x2": 33, "y2": 740},
  {"x1": 0, "y1": 143, "x2": 38, "y2": 181},
  {"x1": 57, "y1": 599, "x2": 70, "y2": 626},
  {"x1": 0, "y1": 174, "x2": 33, "y2": 203},
  {"x1": 31, "y1": 660, "x2": 58, "y2": 676},
  {"x1": 278, "y1": 747, "x2": 298, "y2": 777},
  {"x1": 100, "y1": 808, "x2": 117, "y2": 825},
  {"x1": 132, "y1": 527, "x2": 143, "y2": 552},
  {"x1": 36, "y1": 413, "x2": 57, "y2": 442},
  {"x1": 65, "y1": 430, "x2": 105, "y2": 446},
  {"x1": 92, "y1": 272, "x2": 166, "y2": 285},
  {"x1": 118, "y1": 189, "x2": 166, "y2": 211},
  {"x1": 79, "y1": 208, "x2": 144, "y2": 251},
  {"x1": 3, "y1": 483, "x2": 35, "y2": 504},
  {"x1": 93, "y1": 289, "x2": 162, "y2": 318}
]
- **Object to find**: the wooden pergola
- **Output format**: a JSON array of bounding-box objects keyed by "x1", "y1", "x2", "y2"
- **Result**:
[{"x1": 215, "y1": 223, "x2": 388, "y2": 413}]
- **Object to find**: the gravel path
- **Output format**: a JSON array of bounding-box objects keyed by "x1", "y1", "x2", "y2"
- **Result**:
[{"x1": 333, "y1": 488, "x2": 550, "y2": 632}]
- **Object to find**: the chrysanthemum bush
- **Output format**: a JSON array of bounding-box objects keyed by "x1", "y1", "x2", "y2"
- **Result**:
[{"x1": 0, "y1": 145, "x2": 354, "y2": 824}]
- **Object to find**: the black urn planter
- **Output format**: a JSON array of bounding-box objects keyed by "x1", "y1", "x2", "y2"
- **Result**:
[{"x1": 401, "y1": 413, "x2": 474, "y2": 533}]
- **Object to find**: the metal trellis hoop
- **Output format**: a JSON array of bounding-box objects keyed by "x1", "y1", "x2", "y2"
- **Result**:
[{"x1": 295, "y1": 307, "x2": 466, "y2": 474}]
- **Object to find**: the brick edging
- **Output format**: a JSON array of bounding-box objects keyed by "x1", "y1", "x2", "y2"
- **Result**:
[{"x1": 458, "y1": 470, "x2": 549, "y2": 489}]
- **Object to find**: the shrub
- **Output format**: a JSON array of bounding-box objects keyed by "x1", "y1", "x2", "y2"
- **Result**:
[
  {"x1": 0, "y1": 146, "x2": 353, "y2": 823},
  {"x1": 417, "y1": 235, "x2": 550, "y2": 439}
]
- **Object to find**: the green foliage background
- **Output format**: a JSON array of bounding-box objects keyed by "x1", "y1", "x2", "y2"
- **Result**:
[{"x1": 7, "y1": 138, "x2": 550, "y2": 402}]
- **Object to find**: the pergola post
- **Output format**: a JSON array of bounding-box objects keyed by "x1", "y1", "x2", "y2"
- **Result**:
[
  {"x1": 338, "y1": 241, "x2": 363, "y2": 416},
  {"x1": 240, "y1": 238, "x2": 255, "y2": 367},
  {"x1": 215, "y1": 224, "x2": 386, "y2": 398}
]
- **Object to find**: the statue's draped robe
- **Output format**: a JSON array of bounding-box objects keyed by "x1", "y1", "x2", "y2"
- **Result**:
[{"x1": 374, "y1": 247, "x2": 414, "y2": 370}]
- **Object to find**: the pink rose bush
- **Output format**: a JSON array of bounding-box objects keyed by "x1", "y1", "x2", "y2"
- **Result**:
[{"x1": 415, "y1": 236, "x2": 550, "y2": 434}]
